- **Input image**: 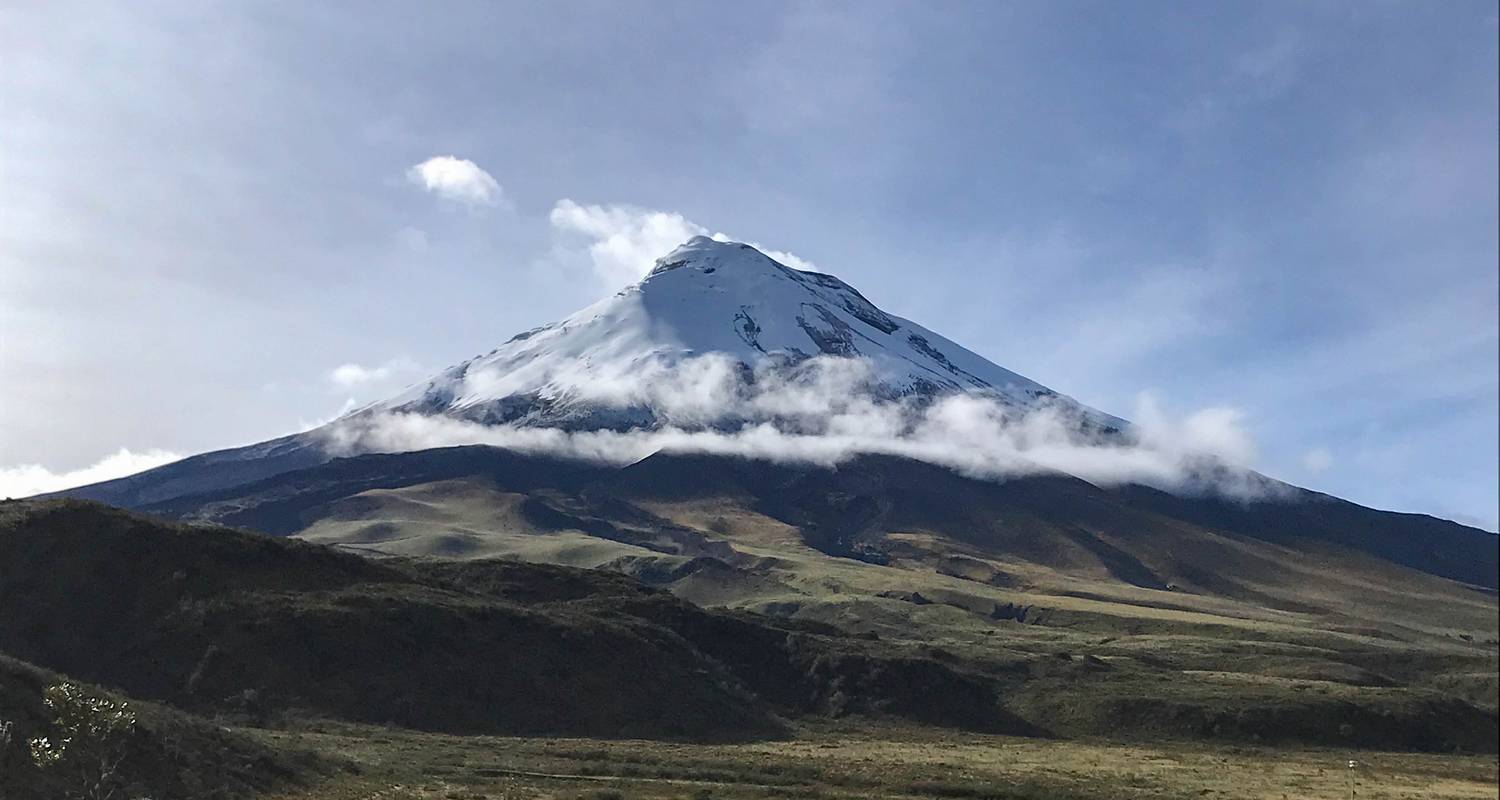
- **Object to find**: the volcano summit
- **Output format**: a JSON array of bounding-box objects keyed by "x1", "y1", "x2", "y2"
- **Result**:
[{"x1": 366, "y1": 236, "x2": 1123, "y2": 432}]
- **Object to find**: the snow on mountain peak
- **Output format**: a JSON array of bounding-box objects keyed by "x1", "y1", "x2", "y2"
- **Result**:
[
  {"x1": 646, "y1": 235, "x2": 771, "y2": 277},
  {"x1": 370, "y1": 238, "x2": 1124, "y2": 433}
]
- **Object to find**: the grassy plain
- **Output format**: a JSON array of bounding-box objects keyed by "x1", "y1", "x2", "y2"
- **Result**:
[{"x1": 260, "y1": 721, "x2": 1499, "y2": 800}]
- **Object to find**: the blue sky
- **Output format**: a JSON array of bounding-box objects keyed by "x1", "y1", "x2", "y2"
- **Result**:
[{"x1": 2, "y1": 1, "x2": 1496, "y2": 528}]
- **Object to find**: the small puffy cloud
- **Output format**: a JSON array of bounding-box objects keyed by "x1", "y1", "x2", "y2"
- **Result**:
[
  {"x1": 406, "y1": 156, "x2": 502, "y2": 206},
  {"x1": 329, "y1": 357, "x2": 420, "y2": 389},
  {"x1": 331, "y1": 363, "x2": 385, "y2": 387},
  {"x1": 1302, "y1": 446, "x2": 1333, "y2": 473},
  {"x1": 317, "y1": 358, "x2": 424, "y2": 431},
  {"x1": 0, "y1": 448, "x2": 181, "y2": 499},
  {"x1": 549, "y1": 199, "x2": 814, "y2": 286}
]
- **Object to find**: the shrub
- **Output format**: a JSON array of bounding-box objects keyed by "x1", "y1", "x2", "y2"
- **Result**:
[{"x1": 26, "y1": 681, "x2": 137, "y2": 800}]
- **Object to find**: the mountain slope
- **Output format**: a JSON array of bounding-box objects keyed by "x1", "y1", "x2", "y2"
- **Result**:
[
  {"x1": 134, "y1": 443, "x2": 1500, "y2": 592},
  {"x1": 54, "y1": 432, "x2": 325, "y2": 508}
]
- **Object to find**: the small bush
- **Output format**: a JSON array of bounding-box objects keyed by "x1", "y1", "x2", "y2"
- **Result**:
[{"x1": 27, "y1": 681, "x2": 137, "y2": 800}]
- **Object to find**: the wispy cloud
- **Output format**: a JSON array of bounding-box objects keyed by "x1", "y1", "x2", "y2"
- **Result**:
[
  {"x1": 0, "y1": 448, "x2": 181, "y2": 499},
  {"x1": 406, "y1": 156, "x2": 502, "y2": 207},
  {"x1": 311, "y1": 357, "x2": 426, "y2": 430},
  {"x1": 394, "y1": 226, "x2": 430, "y2": 252},
  {"x1": 549, "y1": 200, "x2": 705, "y2": 286},
  {"x1": 548, "y1": 199, "x2": 814, "y2": 287},
  {"x1": 1301, "y1": 446, "x2": 1333, "y2": 473},
  {"x1": 329, "y1": 357, "x2": 421, "y2": 389},
  {"x1": 1167, "y1": 28, "x2": 1304, "y2": 137},
  {"x1": 1235, "y1": 29, "x2": 1302, "y2": 86}
]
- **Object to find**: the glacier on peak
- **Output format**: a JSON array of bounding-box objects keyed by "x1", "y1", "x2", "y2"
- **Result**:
[{"x1": 367, "y1": 236, "x2": 1124, "y2": 434}]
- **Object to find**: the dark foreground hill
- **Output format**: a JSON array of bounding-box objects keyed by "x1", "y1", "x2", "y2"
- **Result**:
[{"x1": 0, "y1": 499, "x2": 1024, "y2": 741}]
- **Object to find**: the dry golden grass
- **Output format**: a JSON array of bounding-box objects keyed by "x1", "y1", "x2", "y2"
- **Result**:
[{"x1": 258, "y1": 721, "x2": 1498, "y2": 800}]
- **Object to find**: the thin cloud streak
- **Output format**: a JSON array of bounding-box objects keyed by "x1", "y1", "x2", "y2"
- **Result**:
[{"x1": 0, "y1": 448, "x2": 182, "y2": 499}]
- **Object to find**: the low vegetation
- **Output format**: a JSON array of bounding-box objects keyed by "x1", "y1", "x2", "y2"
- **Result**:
[
  {"x1": 0, "y1": 655, "x2": 321, "y2": 799},
  {"x1": 248, "y1": 720, "x2": 1500, "y2": 800}
]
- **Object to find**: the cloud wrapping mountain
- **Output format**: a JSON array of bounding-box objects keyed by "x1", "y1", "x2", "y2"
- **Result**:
[
  {"x1": 305, "y1": 237, "x2": 1276, "y2": 498},
  {"x1": 319, "y1": 352, "x2": 1277, "y2": 498},
  {"x1": 46, "y1": 237, "x2": 1282, "y2": 507}
]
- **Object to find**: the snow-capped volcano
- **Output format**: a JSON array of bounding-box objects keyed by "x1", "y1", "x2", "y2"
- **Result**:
[
  {"x1": 57, "y1": 236, "x2": 1128, "y2": 509},
  {"x1": 370, "y1": 236, "x2": 1123, "y2": 432},
  {"x1": 49, "y1": 236, "x2": 1498, "y2": 597}
]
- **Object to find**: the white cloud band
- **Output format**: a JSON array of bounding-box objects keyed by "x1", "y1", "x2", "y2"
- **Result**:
[{"x1": 320, "y1": 353, "x2": 1277, "y2": 499}]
